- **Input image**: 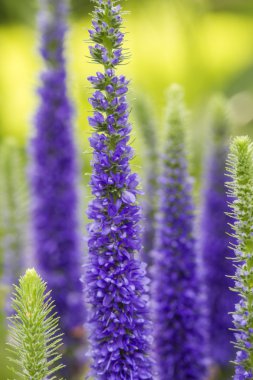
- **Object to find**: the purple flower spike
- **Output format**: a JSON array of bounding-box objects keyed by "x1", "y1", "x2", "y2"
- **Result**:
[
  {"x1": 85, "y1": 1, "x2": 153, "y2": 379},
  {"x1": 152, "y1": 85, "x2": 208, "y2": 380},
  {"x1": 30, "y1": 0, "x2": 86, "y2": 377},
  {"x1": 199, "y1": 96, "x2": 237, "y2": 368}
]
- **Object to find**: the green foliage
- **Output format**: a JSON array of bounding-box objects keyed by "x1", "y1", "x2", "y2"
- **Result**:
[
  {"x1": 0, "y1": 139, "x2": 28, "y2": 281},
  {"x1": 7, "y1": 268, "x2": 64, "y2": 380}
]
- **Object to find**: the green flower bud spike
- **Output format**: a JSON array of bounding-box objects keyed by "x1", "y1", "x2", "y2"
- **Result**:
[
  {"x1": 7, "y1": 268, "x2": 64, "y2": 380},
  {"x1": 226, "y1": 136, "x2": 253, "y2": 379}
]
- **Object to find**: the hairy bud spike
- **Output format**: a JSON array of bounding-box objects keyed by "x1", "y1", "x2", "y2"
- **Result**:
[
  {"x1": 7, "y1": 268, "x2": 64, "y2": 380},
  {"x1": 226, "y1": 136, "x2": 253, "y2": 380}
]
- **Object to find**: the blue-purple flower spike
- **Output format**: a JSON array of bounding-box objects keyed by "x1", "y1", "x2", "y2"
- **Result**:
[
  {"x1": 30, "y1": 0, "x2": 86, "y2": 377},
  {"x1": 85, "y1": 1, "x2": 153, "y2": 379},
  {"x1": 199, "y1": 97, "x2": 236, "y2": 369},
  {"x1": 153, "y1": 85, "x2": 207, "y2": 380}
]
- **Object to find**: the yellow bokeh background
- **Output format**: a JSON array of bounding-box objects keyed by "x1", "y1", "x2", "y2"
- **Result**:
[{"x1": 1, "y1": 1, "x2": 253, "y2": 145}]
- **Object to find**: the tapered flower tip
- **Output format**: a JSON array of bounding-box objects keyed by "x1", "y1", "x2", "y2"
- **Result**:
[
  {"x1": 23, "y1": 268, "x2": 38, "y2": 280},
  {"x1": 209, "y1": 94, "x2": 229, "y2": 141},
  {"x1": 228, "y1": 136, "x2": 253, "y2": 179},
  {"x1": 230, "y1": 135, "x2": 252, "y2": 155},
  {"x1": 166, "y1": 84, "x2": 186, "y2": 124},
  {"x1": 227, "y1": 136, "x2": 253, "y2": 198},
  {"x1": 19, "y1": 268, "x2": 42, "y2": 290}
]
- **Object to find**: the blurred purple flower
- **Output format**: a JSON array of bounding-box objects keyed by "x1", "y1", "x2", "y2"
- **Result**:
[
  {"x1": 30, "y1": 0, "x2": 86, "y2": 377},
  {"x1": 199, "y1": 97, "x2": 236, "y2": 367},
  {"x1": 153, "y1": 85, "x2": 208, "y2": 380},
  {"x1": 85, "y1": 1, "x2": 153, "y2": 379},
  {"x1": 134, "y1": 97, "x2": 158, "y2": 270}
]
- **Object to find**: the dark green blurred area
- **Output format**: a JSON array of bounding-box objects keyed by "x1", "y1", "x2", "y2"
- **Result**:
[
  {"x1": 0, "y1": 0, "x2": 92, "y2": 24},
  {"x1": 1, "y1": 0, "x2": 253, "y2": 24}
]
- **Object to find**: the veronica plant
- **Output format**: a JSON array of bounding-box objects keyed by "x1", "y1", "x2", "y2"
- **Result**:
[
  {"x1": 7, "y1": 268, "x2": 64, "y2": 379},
  {"x1": 134, "y1": 97, "x2": 158, "y2": 269},
  {"x1": 199, "y1": 97, "x2": 236, "y2": 367},
  {"x1": 30, "y1": 0, "x2": 86, "y2": 376},
  {"x1": 153, "y1": 85, "x2": 207, "y2": 380},
  {"x1": 85, "y1": 1, "x2": 153, "y2": 378},
  {"x1": 226, "y1": 136, "x2": 253, "y2": 380}
]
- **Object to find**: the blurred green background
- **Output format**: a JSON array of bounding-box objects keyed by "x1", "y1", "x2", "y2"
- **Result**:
[
  {"x1": 1, "y1": 0, "x2": 253, "y2": 378},
  {"x1": 1, "y1": 0, "x2": 253, "y2": 144}
]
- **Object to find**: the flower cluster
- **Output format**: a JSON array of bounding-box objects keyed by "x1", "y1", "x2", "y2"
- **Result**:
[
  {"x1": 153, "y1": 85, "x2": 207, "y2": 380},
  {"x1": 199, "y1": 97, "x2": 236, "y2": 366},
  {"x1": 226, "y1": 136, "x2": 253, "y2": 380},
  {"x1": 30, "y1": 0, "x2": 86, "y2": 376},
  {"x1": 85, "y1": 1, "x2": 153, "y2": 379}
]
